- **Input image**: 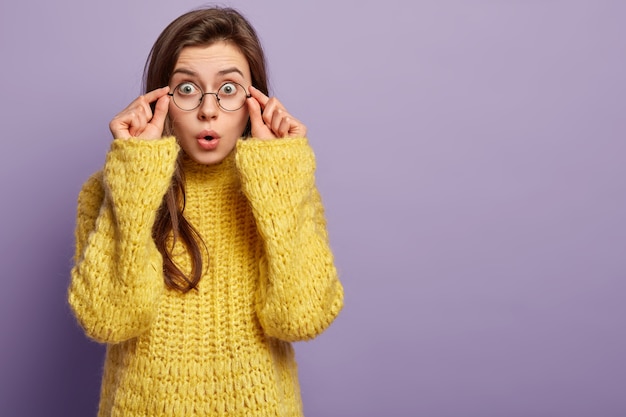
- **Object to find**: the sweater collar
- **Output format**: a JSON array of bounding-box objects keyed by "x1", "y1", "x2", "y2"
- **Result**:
[{"x1": 180, "y1": 150, "x2": 239, "y2": 187}]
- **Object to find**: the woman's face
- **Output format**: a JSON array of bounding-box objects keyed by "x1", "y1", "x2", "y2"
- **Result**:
[{"x1": 168, "y1": 42, "x2": 251, "y2": 165}]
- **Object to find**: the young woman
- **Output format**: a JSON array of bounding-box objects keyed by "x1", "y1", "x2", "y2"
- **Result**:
[{"x1": 68, "y1": 7, "x2": 343, "y2": 416}]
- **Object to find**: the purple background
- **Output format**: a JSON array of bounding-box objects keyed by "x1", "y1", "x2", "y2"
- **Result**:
[{"x1": 1, "y1": 1, "x2": 625, "y2": 416}]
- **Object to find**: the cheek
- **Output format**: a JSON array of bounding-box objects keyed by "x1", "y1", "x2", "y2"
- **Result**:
[
  {"x1": 237, "y1": 110, "x2": 250, "y2": 132},
  {"x1": 168, "y1": 109, "x2": 188, "y2": 135},
  {"x1": 168, "y1": 104, "x2": 182, "y2": 121}
]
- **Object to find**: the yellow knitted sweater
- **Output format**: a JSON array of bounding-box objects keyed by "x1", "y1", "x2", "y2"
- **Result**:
[{"x1": 68, "y1": 136, "x2": 343, "y2": 417}]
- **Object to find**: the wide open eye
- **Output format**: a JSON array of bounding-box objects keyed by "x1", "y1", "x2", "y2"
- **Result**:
[
  {"x1": 219, "y1": 82, "x2": 239, "y2": 96},
  {"x1": 176, "y1": 82, "x2": 201, "y2": 96}
]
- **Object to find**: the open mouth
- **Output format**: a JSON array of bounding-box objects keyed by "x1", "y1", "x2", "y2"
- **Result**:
[{"x1": 197, "y1": 130, "x2": 220, "y2": 145}]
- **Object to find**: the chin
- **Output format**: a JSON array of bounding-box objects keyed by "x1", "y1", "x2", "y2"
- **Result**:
[{"x1": 189, "y1": 149, "x2": 232, "y2": 166}]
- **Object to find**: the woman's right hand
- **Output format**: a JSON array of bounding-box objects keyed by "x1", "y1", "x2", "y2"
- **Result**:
[{"x1": 109, "y1": 86, "x2": 170, "y2": 140}]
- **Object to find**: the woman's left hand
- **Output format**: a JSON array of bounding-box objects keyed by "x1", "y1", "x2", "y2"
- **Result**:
[{"x1": 246, "y1": 86, "x2": 307, "y2": 140}]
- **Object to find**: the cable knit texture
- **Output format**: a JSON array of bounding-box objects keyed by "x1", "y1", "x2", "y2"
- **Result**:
[{"x1": 68, "y1": 136, "x2": 343, "y2": 417}]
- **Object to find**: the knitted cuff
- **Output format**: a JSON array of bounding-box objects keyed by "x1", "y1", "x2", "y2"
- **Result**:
[
  {"x1": 104, "y1": 137, "x2": 179, "y2": 210},
  {"x1": 235, "y1": 138, "x2": 316, "y2": 207}
]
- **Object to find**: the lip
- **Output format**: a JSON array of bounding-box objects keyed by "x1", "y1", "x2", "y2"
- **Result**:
[{"x1": 196, "y1": 129, "x2": 221, "y2": 151}]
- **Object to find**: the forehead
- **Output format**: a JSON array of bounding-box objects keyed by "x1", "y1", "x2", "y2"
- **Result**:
[{"x1": 174, "y1": 42, "x2": 251, "y2": 80}]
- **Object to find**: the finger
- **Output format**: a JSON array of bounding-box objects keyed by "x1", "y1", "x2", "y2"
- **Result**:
[
  {"x1": 139, "y1": 102, "x2": 154, "y2": 126},
  {"x1": 270, "y1": 109, "x2": 288, "y2": 136},
  {"x1": 142, "y1": 86, "x2": 170, "y2": 105},
  {"x1": 248, "y1": 85, "x2": 270, "y2": 109},
  {"x1": 246, "y1": 95, "x2": 274, "y2": 139},
  {"x1": 110, "y1": 119, "x2": 129, "y2": 139},
  {"x1": 149, "y1": 94, "x2": 170, "y2": 132},
  {"x1": 246, "y1": 95, "x2": 264, "y2": 130},
  {"x1": 276, "y1": 115, "x2": 291, "y2": 138},
  {"x1": 296, "y1": 122, "x2": 307, "y2": 138},
  {"x1": 272, "y1": 107, "x2": 299, "y2": 137},
  {"x1": 121, "y1": 102, "x2": 148, "y2": 136},
  {"x1": 279, "y1": 114, "x2": 306, "y2": 138},
  {"x1": 261, "y1": 97, "x2": 283, "y2": 127},
  {"x1": 131, "y1": 105, "x2": 152, "y2": 136},
  {"x1": 110, "y1": 89, "x2": 167, "y2": 140},
  {"x1": 128, "y1": 111, "x2": 147, "y2": 137}
]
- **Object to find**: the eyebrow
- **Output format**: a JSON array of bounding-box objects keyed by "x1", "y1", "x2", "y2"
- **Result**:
[
  {"x1": 216, "y1": 67, "x2": 245, "y2": 78},
  {"x1": 171, "y1": 67, "x2": 245, "y2": 79},
  {"x1": 171, "y1": 68, "x2": 198, "y2": 77}
]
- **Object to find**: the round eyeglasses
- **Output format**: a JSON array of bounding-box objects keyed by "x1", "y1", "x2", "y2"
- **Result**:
[{"x1": 168, "y1": 81, "x2": 251, "y2": 112}]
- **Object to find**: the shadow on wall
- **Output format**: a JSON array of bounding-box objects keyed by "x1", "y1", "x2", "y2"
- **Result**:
[
  {"x1": 43, "y1": 312, "x2": 104, "y2": 417},
  {"x1": 4, "y1": 213, "x2": 105, "y2": 417}
]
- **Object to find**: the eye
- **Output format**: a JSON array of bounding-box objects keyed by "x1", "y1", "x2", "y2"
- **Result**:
[
  {"x1": 176, "y1": 82, "x2": 200, "y2": 96},
  {"x1": 219, "y1": 82, "x2": 239, "y2": 96}
]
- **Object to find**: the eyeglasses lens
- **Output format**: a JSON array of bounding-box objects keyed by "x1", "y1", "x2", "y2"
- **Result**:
[{"x1": 173, "y1": 82, "x2": 247, "y2": 111}]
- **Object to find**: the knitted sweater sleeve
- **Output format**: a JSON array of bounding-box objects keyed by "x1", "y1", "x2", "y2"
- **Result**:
[
  {"x1": 68, "y1": 137, "x2": 179, "y2": 343},
  {"x1": 235, "y1": 137, "x2": 344, "y2": 342}
]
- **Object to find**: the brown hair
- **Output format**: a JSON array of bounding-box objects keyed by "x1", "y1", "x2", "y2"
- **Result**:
[{"x1": 144, "y1": 7, "x2": 269, "y2": 292}]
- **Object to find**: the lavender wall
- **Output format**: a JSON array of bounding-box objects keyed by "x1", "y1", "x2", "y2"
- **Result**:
[{"x1": 1, "y1": 1, "x2": 624, "y2": 416}]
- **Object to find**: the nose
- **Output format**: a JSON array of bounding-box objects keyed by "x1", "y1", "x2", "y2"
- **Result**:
[{"x1": 197, "y1": 93, "x2": 219, "y2": 120}]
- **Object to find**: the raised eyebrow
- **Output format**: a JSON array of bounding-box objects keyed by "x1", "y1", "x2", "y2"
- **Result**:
[
  {"x1": 171, "y1": 68, "x2": 198, "y2": 78},
  {"x1": 170, "y1": 67, "x2": 244, "y2": 85},
  {"x1": 216, "y1": 67, "x2": 245, "y2": 78},
  {"x1": 171, "y1": 67, "x2": 243, "y2": 78}
]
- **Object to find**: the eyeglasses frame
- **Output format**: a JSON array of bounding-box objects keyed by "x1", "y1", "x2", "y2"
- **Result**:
[{"x1": 167, "y1": 81, "x2": 252, "y2": 112}]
